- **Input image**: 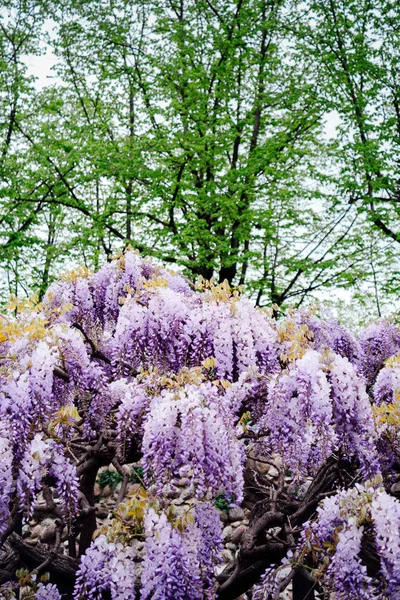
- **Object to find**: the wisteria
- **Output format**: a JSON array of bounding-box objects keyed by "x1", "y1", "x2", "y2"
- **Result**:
[
  {"x1": 113, "y1": 378, "x2": 152, "y2": 457},
  {"x1": 17, "y1": 433, "x2": 54, "y2": 517},
  {"x1": 17, "y1": 433, "x2": 79, "y2": 521},
  {"x1": 327, "y1": 520, "x2": 373, "y2": 599},
  {"x1": 141, "y1": 508, "x2": 199, "y2": 600},
  {"x1": 373, "y1": 354, "x2": 400, "y2": 406},
  {"x1": 329, "y1": 353, "x2": 380, "y2": 478},
  {"x1": 261, "y1": 350, "x2": 336, "y2": 476},
  {"x1": 296, "y1": 310, "x2": 362, "y2": 366},
  {"x1": 193, "y1": 502, "x2": 224, "y2": 596},
  {"x1": 0, "y1": 421, "x2": 13, "y2": 535},
  {"x1": 277, "y1": 481, "x2": 400, "y2": 599},
  {"x1": 35, "y1": 583, "x2": 62, "y2": 600},
  {"x1": 74, "y1": 534, "x2": 138, "y2": 599},
  {"x1": 370, "y1": 488, "x2": 400, "y2": 596},
  {"x1": 260, "y1": 349, "x2": 379, "y2": 478},
  {"x1": 142, "y1": 382, "x2": 244, "y2": 502},
  {"x1": 2, "y1": 250, "x2": 400, "y2": 600},
  {"x1": 359, "y1": 320, "x2": 400, "y2": 385},
  {"x1": 140, "y1": 504, "x2": 223, "y2": 600}
]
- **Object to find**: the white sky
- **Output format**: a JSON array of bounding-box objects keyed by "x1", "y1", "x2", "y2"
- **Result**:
[{"x1": 24, "y1": 52, "x2": 59, "y2": 88}]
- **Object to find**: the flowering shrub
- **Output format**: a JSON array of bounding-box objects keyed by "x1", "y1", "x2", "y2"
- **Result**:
[{"x1": 1, "y1": 250, "x2": 400, "y2": 599}]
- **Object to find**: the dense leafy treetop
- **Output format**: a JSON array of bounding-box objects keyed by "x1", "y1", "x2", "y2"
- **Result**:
[{"x1": 2, "y1": 0, "x2": 400, "y2": 316}]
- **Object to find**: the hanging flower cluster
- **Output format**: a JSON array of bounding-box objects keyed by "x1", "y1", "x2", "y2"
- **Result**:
[
  {"x1": 0, "y1": 318, "x2": 81, "y2": 528},
  {"x1": 35, "y1": 583, "x2": 62, "y2": 600},
  {"x1": 373, "y1": 353, "x2": 400, "y2": 406},
  {"x1": 0, "y1": 421, "x2": 13, "y2": 536},
  {"x1": 329, "y1": 353, "x2": 379, "y2": 478},
  {"x1": 359, "y1": 320, "x2": 400, "y2": 385},
  {"x1": 74, "y1": 534, "x2": 138, "y2": 599},
  {"x1": 261, "y1": 350, "x2": 378, "y2": 478},
  {"x1": 296, "y1": 310, "x2": 362, "y2": 366},
  {"x1": 141, "y1": 503, "x2": 222, "y2": 600},
  {"x1": 17, "y1": 432, "x2": 79, "y2": 521},
  {"x1": 298, "y1": 480, "x2": 400, "y2": 599},
  {"x1": 142, "y1": 382, "x2": 244, "y2": 502},
  {"x1": 261, "y1": 350, "x2": 336, "y2": 476}
]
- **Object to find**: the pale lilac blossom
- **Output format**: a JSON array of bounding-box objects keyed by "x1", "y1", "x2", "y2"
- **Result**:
[{"x1": 74, "y1": 534, "x2": 137, "y2": 599}]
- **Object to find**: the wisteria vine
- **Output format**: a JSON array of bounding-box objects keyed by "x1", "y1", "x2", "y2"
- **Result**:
[{"x1": 1, "y1": 251, "x2": 400, "y2": 600}]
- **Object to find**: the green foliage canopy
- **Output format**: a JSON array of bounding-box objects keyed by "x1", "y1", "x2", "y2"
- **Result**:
[{"x1": 0, "y1": 0, "x2": 399, "y2": 314}]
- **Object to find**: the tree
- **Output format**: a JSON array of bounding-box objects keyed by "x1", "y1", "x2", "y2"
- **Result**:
[
  {"x1": 0, "y1": 0, "x2": 370, "y2": 309},
  {"x1": 299, "y1": 0, "x2": 400, "y2": 304},
  {"x1": 0, "y1": 0, "x2": 85, "y2": 300},
  {"x1": 1, "y1": 250, "x2": 400, "y2": 599}
]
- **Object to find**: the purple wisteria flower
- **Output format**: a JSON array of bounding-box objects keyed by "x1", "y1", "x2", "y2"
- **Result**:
[
  {"x1": 0, "y1": 421, "x2": 13, "y2": 536},
  {"x1": 17, "y1": 433, "x2": 54, "y2": 517},
  {"x1": 141, "y1": 507, "x2": 217, "y2": 600},
  {"x1": 327, "y1": 519, "x2": 374, "y2": 599},
  {"x1": 142, "y1": 382, "x2": 244, "y2": 502},
  {"x1": 28, "y1": 340, "x2": 59, "y2": 422},
  {"x1": 287, "y1": 482, "x2": 400, "y2": 599},
  {"x1": 2, "y1": 340, "x2": 58, "y2": 460},
  {"x1": 359, "y1": 320, "x2": 400, "y2": 385},
  {"x1": 370, "y1": 489, "x2": 400, "y2": 597},
  {"x1": 297, "y1": 310, "x2": 362, "y2": 366},
  {"x1": 112, "y1": 378, "x2": 152, "y2": 458},
  {"x1": 329, "y1": 354, "x2": 379, "y2": 478},
  {"x1": 194, "y1": 502, "x2": 223, "y2": 596},
  {"x1": 141, "y1": 509, "x2": 195, "y2": 600},
  {"x1": 261, "y1": 350, "x2": 336, "y2": 476},
  {"x1": 373, "y1": 364, "x2": 400, "y2": 405},
  {"x1": 50, "y1": 451, "x2": 80, "y2": 521},
  {"x1": 74, "y1": 534, "x2": 137, "y2": 599},
  {"x1": 231, "y1": 299, "x2": 279, "y2": 379},
  {"x1": 35, "y1": 583, "x2": 62, "y2": 599},
  {"x1": 17, "y1": 433, "x2": 79, "y2": 521}
]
